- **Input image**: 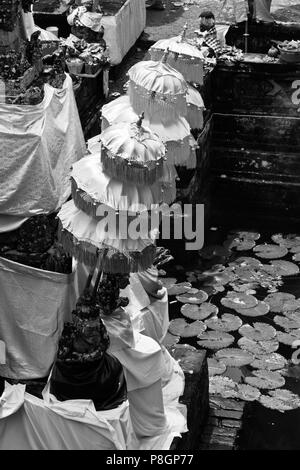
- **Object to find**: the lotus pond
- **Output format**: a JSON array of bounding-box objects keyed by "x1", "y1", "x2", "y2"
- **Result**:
[{"x1": 160, "y1": 227, "x2": 300, "y2": 450}]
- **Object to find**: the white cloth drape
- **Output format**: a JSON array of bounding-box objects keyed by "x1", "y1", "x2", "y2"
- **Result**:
[
  {"x1": 101, "y1": 0, "x2": 146, "y2": 65},
  {"x1": 0, "y1": 74, "x2": 86, "y2": 216},
  {"x1": 253, "y1": 0, "x2": 274, "y2": 22}
]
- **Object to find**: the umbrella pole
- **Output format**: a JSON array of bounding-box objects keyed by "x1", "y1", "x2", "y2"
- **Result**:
[
  {"x1": 84, "y1": 258, "x2": 98, "y2": 291},
  {"x1": 244, "y1": 14, "x2": 249, "y2": 53},
  {"x1": 92, "y1": 267, "x2": 104, "y2": 299}
]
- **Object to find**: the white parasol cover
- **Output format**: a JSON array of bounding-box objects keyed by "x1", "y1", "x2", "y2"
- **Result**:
[
  {"x1": 100, "y1": 115, "x2": 166, "y2": 185},
  {"x1": 58, "y1": 200, "x2": 157, "y2": 273},
  {"x1": 127, "y1": 55, "x2": 188, "y2": 121},
  {"x1": 186, "y1": 83, "x2": 205, "y2": 130},
  {"x1": 149, "y1": 25, "x2": 204, "y2": 85},
  {"x1": 70, "y1": 154, "x2": 176, "y2": 218},
  {"x1": 101, "y1": 95, "x2": 197, "y2": 168}
]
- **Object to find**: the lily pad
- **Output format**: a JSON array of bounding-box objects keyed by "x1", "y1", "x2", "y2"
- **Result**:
[
  {"x1": 237, "y1": 384, "x2": 261, "y2": 401},
  {"x1": 181, "y1": 302, "x2": 218, "y2": 320},
  {"x1": 163, "y1": 332, "x2": 180, "y2": 348},
  {"x1": 167, "y1": 282, "x2": 192, "y2": 296},
  {"x1": 170, "y1": 348, "x2": 207, "y2": 373},
  {"x1": 245, "y1": 370, "x2": 285, "y2": 389},
  {"x1": 199, "y1": 245, "x2": 231, "y2": 259},
  {"x1": 290, "y1": 245, "x2": 300, "y2": 254},
  {"x1": 259, "y1": 389, "x2": 300, "y2": 412},
  {"x1": 231, "y1": 283, "x2": 257, "y2": 294},
  {"x1": 230, "y1": 257, "x2": 262, "y2": 268},
  {"x1": 234, "y1": 301, "x2": 270, "y2": 318},
  {"x1": 269, "y1": 260, "x2": 299, "y2": 277},
  {"x1": 168, "y1": 343, "x2": 196, "y2": 356},
  {"x1": 293, "y1": 253, "x2": 300, "y2": 262},
  {"x1": 271, "y1": 233, "x2": 300, "y2": 249},
  {"x1": 273, "y1": 315, "x2": 300, "y2": 331},
  {"x1": 168, "y1": 318, "x2": 188, "y2": 336},
  {"x1": 225, "y1": 238, "x2": 256, "y2": 251},
  {"x1": 209, "y1": 376, "x2": 238, "y2": 398},
  {"x1": 202, "y1": 265, "x2": 225, "y2": 276},
  {"x1": 259, "y1": 395, "x2": 294, "y2": 412},
  {"x1": 239, "y1": 322, "x2": 277, "y2": 341},
  {"x1": 221, "y1": 292, "x2": 258, "y2": 310},
  {"x1": 276, "y1": 330, "x2": 300, "y2": 346},
  {"x1": 250, "y1": 353, "x2": 287, "y2": 371},
  {"x1": 253, "y1": 244, "x2": 288, "y2": 259},
  {"x1": 207, "y1": 358, "x2": 227, "y2": 376},
  {"x1": 281, "y1": 299, "x2": 300, "y2": 312},
  {"x1": 180, "y1": 320, "x2": 207, "y2": 338},
  {"x1": 215, "y1": 348, "x2": 254, "y2": 367},
  {"x1": 160, "y1": 277, "x2": 177, "y2": 288},
  {"x1": 205, "y1": 313, "x2": 243, "y2": 332},
  {"x1": 264, "y1": 292, "x2": 295, "y2": 313},
  {"x1": 238, "y1": 336, "x2": 279, "y2": 355},
  {"x1": 176, "y1": 290, "x2": 209, "y2": 304},
  {"x1": 229, "y1": 231, "x2": 261, "y2": 241},
  {"x1": 197, "y1": 331, "x2": 235, "y2": 350},
  {"x1": 283, "y1": 310, "x2": 300, "y2": 321}
]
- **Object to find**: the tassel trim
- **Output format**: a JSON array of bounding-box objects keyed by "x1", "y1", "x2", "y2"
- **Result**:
[
  {"x1": 150, "y1": 50, "x2": 204, "y2": 85},
  {"x1": 186, "y1": 106, "x2": 204, "y2": 130},
  {"x1": 59, "y1": 224, "x2": 156, "y2": 273},
  {"x1": 128, "y1": 82, "x2": 187, "y2": 119},
  {"x1": 101, "y1": 146, "x2": 164, "y2": 186}
]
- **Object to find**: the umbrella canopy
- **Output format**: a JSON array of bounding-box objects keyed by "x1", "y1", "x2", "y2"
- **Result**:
[
  {"x1": 100, "y1": 115, "x2": 166, "y2": 185},
  {"x1": 127, "y1": 56, "x2": 188, "y2": 121},
  {"x1": 70, "y1": 154, "x2": 176, "y2": 217},
  {"x1": 58, "y1": 200, "x2": 157, "y2": 273},
  {"x1": 101, "y1": 95, "x2": 197, "y2": 168},
  {"x1": 149, "y1": 25, "x2": 204, "y2": 85}
]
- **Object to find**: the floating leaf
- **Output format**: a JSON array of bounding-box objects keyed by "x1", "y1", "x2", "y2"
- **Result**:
[
  {"x1": 160, "y1": 277, "x2": 177, "y2": 288},
  {"x1": 205, "y1": 313, "x2": 243, "y2": 332},
  {"x1": 250, "y1": 353, "x2": 287, "y2": 371},
  {"x1": 221, "y1": 292, "x2": 258, "y2": 310},
  {"x1": 283, "y1": 310, "x2": 300, "y2": 321},
  {"x1": 264, "y1": 292, "x2": 295, "y2": 313},
  {"x1": 215, "y1": 348, "x2": 254, "y2": 367},
  {"x1": 245, "y1": 370, "x2": 285, "y2": 389},
  {"x1": 209, "y1": 376, "x2": 238, "y2": 398},
  {"x1": 271, "y1": 233, "x2": 300, "y2": 249},
  {"x1": 207, "y1": 358, "x2": 227, "y2": 376},
  {"x1": 163, "y1": 332, "x2": 180, "y2": 348},
  {"x1": 168, "y1": 343, "x2": 196, "y2": 356},
  {"x1": 181, "y1": 302, "x2": 218, "y2": 320},
  {"x1": 259, "y1": 395, "x2": 293, "y2": 412},
  {"x1": 239, "y1": 322, "x2": 277, "y2": 341},
  {"x1": 234, "y1": 301, "x2": 270, "y2": 317},
  {"x1": 281, "y1": 299, "x2": 300, "y2": 312},
  {"x1": 229, "y1": 231, "x2": 261, "y2": 241},
  {"x1": 237, "y1": 384, "x2": 261, "y2": 401},
  {"x1": 273, "y1": 315, "x2": 300, "y2": 331},
  {"x1": 202, "y1": 265, "x2": 225, "y2": 276},
  {"x1": 259, "y1": 388, "x2": 300, "y2": 412},
  {"x1": 176, "y1": 290, "x2": 208, "y2": 304},
  {"x1": 269, "y1": 260, "x2": 299, "y2": 277},
  {"x1": 225, "y1": 238, "x2": 256, "y2": 251},
  {"x1": 253, "y1": 244, "x2": 288, "y2": 259},
  {"x1": 238, "y1": 336, "x2": 279, "y2": 355},
  {"x1": 199, "y1": 245, "x2": 231, "y2": 259},
  {"x1": 170, "y1": 348, "x2": 207, "y2": 373},
  {"x1": 180, "y1": 320, "x2": 207, "y2": 338},
  {"x1": 276, "y1": 330, "x2": 300, "y2": 346},
  {"x1": 290, "y1": 245, "x2": 300, "y2": 254},
  {"x1": 197, "y1": 331, "x2": 235, "y2": 350},
  {"x1": 168, "y1": 318, "x2": 188, "y2": 336},
  {"x1": 230, "y1": 257, "x2": 262, "y2": 268},
  {"x1": 230, "y1": 282, "x2": 257, "y2": 293},
  {"x1": 293, "y1": 253, "x2": 300, "y2": 262},
  {"x1": 167, "y1": 282, "x2": 192, "y2": 296}
]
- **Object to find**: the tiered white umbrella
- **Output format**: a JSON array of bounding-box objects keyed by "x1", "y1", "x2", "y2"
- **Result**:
[
  {"x1": 149, "y1": 24, "x2": 204, "y2": 85},
  {"x1": 58, "y1": 115, "x2": 174, "y2": 273},
  {"x1": 186, "y1": 83, "x2": 205, "y2": 130},
  {"x1": 127, "y1": 50, "x2": 188, "y2": 121},
  {"x1": 101, "y1": 95, "x2": 198, "y2": 167}
]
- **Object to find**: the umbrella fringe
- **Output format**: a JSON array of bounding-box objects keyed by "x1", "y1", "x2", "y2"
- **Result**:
[
  {"x1": 128, "y1": 82, "x2": 187, "y2": 120},
  {"x1": 186, "y1": 106, "x2": 204, "y2": 130},
  {"x1": 150, "y1": 50, "x2": 204, "y2": 85},
  {"x1": 101, "y1": 147, "x2": 164, "y2": 186},
  {"x1": 177, "y1": 147, "x2": 197, "y2": 169},
  {"x1": 166, "y1": 138, "x2": 196, "y2": 166},
  {"x1": 58, "y1": 225, "x2": 156, "y2": 273}
]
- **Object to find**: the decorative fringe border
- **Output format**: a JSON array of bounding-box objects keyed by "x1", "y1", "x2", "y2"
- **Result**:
[
  {"x1": 186, "y1": 106, "x2": 204, "y2": 130},
  {"x1": 101, "y1": 146, "x2": 164, "y2": 186},
  {"x1": 150, "y1": 50, "x2": 204, "y2": 85},
  {"x1": 128, "y1": 82, "x2": 187, "y2": 120},
  {"x1": 58, "y1": 223, "x2": 156, "y2": 273}
]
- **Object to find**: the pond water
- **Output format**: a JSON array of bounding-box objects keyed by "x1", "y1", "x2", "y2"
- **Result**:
[{"x1": 160, "y1": 225, "x2": 300, "y2": 450}]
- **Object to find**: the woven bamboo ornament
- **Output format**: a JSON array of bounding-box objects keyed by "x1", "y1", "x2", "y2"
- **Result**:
[
  {"x1": 149, "y1": 24, "x2": 204, "y2": 85},
  {"x1": 100, "y1": 113, "x2": 166, "y2": 185},
  {"x1": 58, "y1": 200, "x2": 157, "y2": 273},
  {"x1": 127, "y1": 49, "x2": 188, "y2": 121},
  {"x1": 101, "y1": 95, "x2": 198, "y2": 168}
]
